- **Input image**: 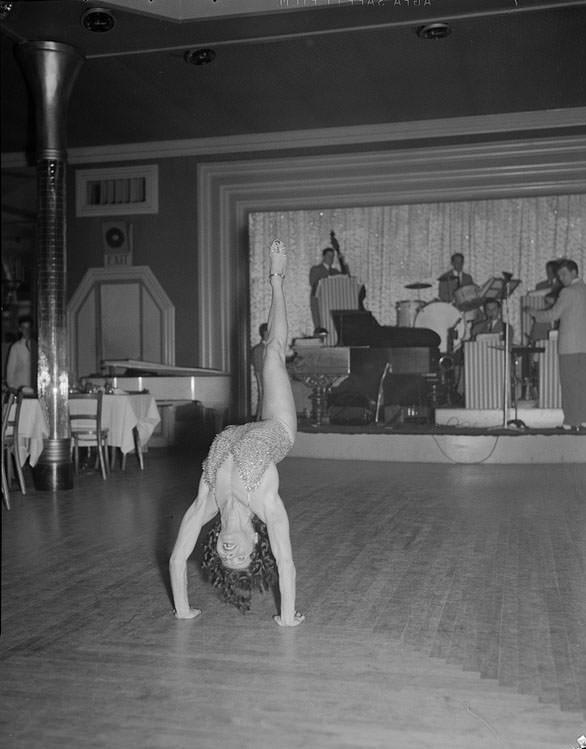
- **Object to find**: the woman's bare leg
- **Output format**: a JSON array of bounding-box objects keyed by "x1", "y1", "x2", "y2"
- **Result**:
[{"x1": 261, "y1": 241, "x2": 297, "y2": 442}]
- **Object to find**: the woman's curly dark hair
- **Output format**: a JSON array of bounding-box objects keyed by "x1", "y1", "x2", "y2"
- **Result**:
[{"x1": 201, "y1": 514, "x2": 277, "y2": 613}]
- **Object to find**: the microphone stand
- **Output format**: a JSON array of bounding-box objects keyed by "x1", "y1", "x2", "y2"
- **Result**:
[
  {"x1": 500, "y1": 275, "x2": 523, "y2": 429},
  {"x1": 375, "y1": 362, "x2": 392, "y2": 424},
  {"x1": 501, "y1": 281, "x2": 511, "y2": 428}
]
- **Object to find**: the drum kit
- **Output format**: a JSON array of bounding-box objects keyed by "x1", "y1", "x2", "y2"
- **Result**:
[
  {"x1": 397, "y1": 273, "x2": 532, "y2": 424},
  {"x1": 396, "y1": 280, "x2": 487, "y2": 353}
]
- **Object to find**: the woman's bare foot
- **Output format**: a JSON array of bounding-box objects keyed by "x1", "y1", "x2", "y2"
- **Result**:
[
  {"x1": 269, "y1": 239, "x2": 287, "y2": 277},
  {"x1": 173, "y1": 607, "x2": 202, "y2": 620},
  {"x1": 273, "y1": 611, "x2": 305, "y2": 627}
]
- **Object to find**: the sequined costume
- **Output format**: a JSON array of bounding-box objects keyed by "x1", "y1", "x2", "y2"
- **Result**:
[{"x1": 202, "y1": 419, "x2": 293, "y2": 494}]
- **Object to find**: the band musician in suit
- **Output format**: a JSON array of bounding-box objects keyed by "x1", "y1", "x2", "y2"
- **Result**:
[
  {"x1": 438, "y1": 253, "x2": 475, "y2": 303},
  {"x1": 470, "y1": 299, "x2": 511, "y2": 341},
  {"x1": 535, "y1": 259, "x2": 562, "y2": 298},
  {"x1": 309, "y1": 232, "x2": 350, "y2": 330}
]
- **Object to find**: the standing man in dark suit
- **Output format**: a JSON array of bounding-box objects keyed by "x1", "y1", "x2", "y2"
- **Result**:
[
  {"x1": 438, "y1": 253, "x2": 475, "y2": 303},
  {"x1": 526, "y1": 259, "x2": 586, "y2": 430},
  {"x1": 309, "y1": 246, "x2": 349, "y2": 331}
]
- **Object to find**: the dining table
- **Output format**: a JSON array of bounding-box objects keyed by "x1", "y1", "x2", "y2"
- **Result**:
[
  {"x1": 14, "y1": 392, "x2": 160, "y2": 467},
  {"x1": 69, "y1": 391, "x2": 161, "y2": 456}
]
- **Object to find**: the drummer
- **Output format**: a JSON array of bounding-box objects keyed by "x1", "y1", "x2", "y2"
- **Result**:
[{"x1": 438, "y1": 253, "x2": 475, "y2": 303}]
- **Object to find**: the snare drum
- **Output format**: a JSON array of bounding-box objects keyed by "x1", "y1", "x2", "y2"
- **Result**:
[
  {"x1": 415, "y1": 301, "x2": 465, "y2": 352},
  {"x1": 396, "y1": 299, "x2": 425, "y2": 327}
]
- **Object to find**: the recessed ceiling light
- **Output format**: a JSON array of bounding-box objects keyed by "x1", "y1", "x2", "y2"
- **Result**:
[
  {"x1": 81, "y1": 7, "x2": 116, "y2": 33},
  {"x1": 416, "y1": 23, "x2": 452, "y2": 40},
  {"x1": 184, "y1": 48, "x2": 216, "y2": 66}
]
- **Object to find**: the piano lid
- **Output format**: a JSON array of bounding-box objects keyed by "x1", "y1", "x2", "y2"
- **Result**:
[
  {"x1": 330, "y1": 311, "x2": 440, "y2": 348},
  {"x1": 102, "y1": 359, "x2": 226, "y2": 376}
]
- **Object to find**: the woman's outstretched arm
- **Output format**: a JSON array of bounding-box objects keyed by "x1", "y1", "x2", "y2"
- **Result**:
[
  {"x1": 169, "y1": 476, "x2": 217, "y2": 619},
  {"x1": 262, "y1": 490, "x2": 304, "y2": 627}
]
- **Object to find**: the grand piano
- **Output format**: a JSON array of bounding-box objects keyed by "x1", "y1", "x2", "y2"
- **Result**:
[
  {"x1": 293, "y1": 311, "x2": 441, "y2": 420},
  {"x1": 82, "y1": 359, "x2": 231, "y2": 444},
  {"x1": 97, "y1": 359, "x2": 230, "y2": 409}
]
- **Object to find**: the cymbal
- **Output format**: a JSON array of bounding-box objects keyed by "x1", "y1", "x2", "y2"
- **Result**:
[
  {"x1": 457, "y1": 297, "x2": 486, "y2": 311},
  {"x1": 405, "y1": 282, "x2": 432, "y2": 290}
]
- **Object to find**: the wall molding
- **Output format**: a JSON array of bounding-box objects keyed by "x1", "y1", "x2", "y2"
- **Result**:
[
  {"x1": 2, "y1": 107, "x2": 585, "y2": 168},
  {"x1": 196, "y1": 133, "x2": 586, "y2": 416}
]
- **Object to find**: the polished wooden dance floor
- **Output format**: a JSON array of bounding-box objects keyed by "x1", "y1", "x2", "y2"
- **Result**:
[{"x1": 2, "y1": 450, "x2": 585, "y2": 748}]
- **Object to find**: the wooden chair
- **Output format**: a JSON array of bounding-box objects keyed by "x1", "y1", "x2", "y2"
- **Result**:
[
  {"x1": 3, "y1": 390, "x2": 27, "y2": 497},
  {"x1": 69, "y1": 392, "x2": 110, "y2": 480},
  {"x1": 1, "y1": 391, "x2": 15, "y2": 510}
]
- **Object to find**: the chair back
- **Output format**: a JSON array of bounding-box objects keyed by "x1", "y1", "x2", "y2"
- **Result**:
[
  {"x1": 3, "y1": 390, "x2": 23, "y2": 441},
  {"x1": 69, "y1": 391, "x2": 104, "y2": 434},
  {"x1": 2, "y1": 391, "x2": 16, "y2": 443}
]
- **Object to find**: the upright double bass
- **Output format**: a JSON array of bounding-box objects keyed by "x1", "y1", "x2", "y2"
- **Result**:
[{"x1": 330, "y1": 230, "x2": 349, "y2": 275}]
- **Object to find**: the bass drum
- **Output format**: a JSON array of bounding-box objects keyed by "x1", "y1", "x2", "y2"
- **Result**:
[{"x1": 415, "y1": 301, "x2": 465, "y2": 352}]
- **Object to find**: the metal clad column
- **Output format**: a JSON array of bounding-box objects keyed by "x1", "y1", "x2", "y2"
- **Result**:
[{"x1": 17, "y1": 41, "x2": 84, "y2": 491}]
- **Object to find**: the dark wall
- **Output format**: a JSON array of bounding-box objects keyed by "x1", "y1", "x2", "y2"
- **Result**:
[{"x1": 66, "y1": 157, "x2": 199, "y2": 367}]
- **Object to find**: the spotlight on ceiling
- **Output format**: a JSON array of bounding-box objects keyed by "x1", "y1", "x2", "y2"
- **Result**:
[
  {"x1": 184, "y1": 48, "x2": 216, "y2": 66},
  {"x1": 81, "y1": 7, "x2": 116, "y2": 33},
  {"x1": 0, "y1": 2, "x2": 14, "y2": 22},
  {"x1": 416, "y1": 22, "x2": 452, "y2": 40}
]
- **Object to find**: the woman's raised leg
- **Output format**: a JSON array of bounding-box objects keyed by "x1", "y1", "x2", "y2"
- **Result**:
[{"x1": 261, "y1": 241, "x2": 297, "y2": 442}]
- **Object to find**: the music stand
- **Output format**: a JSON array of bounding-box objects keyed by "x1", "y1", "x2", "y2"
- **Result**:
[{"x1": 478, "y1": 276, "x2": 520, "y2": 304}]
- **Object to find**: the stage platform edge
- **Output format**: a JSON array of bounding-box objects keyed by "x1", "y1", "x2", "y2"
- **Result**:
[{"x1": 290, "y1": 409, "x2": 585, "y2": 464}]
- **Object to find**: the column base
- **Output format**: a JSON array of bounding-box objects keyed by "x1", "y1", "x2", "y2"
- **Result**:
[{"x1": 32, "y1": 438, "x2": 74, "y2": 491}]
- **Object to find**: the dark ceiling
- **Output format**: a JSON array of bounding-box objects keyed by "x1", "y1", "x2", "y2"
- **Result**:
[{"x1": 1, "y1": 0, "x2": 585, "y2": 156}]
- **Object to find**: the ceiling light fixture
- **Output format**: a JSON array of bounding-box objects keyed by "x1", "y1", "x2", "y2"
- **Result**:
[
  {"x1": 416, "y1": 22, "x2": 452, "y2": 40},
  {"x1": 184, "y1": 48, "x2": 216, "y2": 66},
  {"x1": 0, "y1": 2, "x2": 14, "y2": 21},
  {"x1": 81, "y1": 7, "x2": 116, "y2": 33}
]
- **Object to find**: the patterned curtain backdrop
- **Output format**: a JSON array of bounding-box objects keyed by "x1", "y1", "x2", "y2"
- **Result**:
[{"x1": 249, "y1": 195, "x2": 586, "y2": 353}]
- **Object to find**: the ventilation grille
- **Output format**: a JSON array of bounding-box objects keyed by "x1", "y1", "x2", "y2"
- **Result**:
[{"x1": 76, "y1": 165, "x2": 158, "y2": 216}]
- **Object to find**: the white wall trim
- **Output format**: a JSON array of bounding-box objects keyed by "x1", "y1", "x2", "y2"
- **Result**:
[
  {"x1": 3, "y1": 108, "x2": 585, "y2": 168},
  {"x1": 196, "y1": 133, "x2": 586, "y2": 415}
]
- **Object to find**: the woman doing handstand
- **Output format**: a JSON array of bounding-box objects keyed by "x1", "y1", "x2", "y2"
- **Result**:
[{"x1": 170, "y1": 241, "x2": 304, "y2": 626}]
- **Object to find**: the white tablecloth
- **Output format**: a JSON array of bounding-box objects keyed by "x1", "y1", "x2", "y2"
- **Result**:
[
  {"x1": 69, "y1": 393, "x2": 161, "y2": 454},
  {"x1": 14, "y1": 394, "x2": 161, "y2": 466},
  {"x1": 11, "y1": 398, "x2": 49, "y2": 467}
]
